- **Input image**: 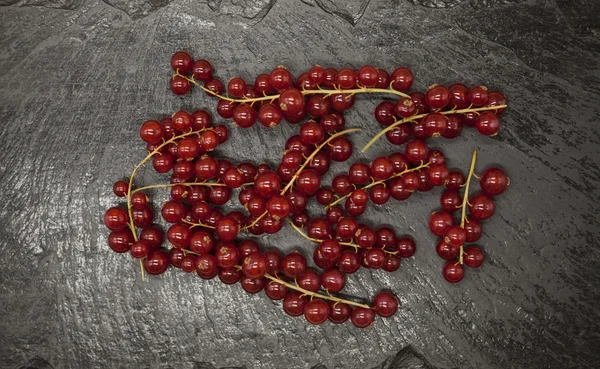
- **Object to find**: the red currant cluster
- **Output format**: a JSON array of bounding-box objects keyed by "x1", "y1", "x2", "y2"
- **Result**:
[
  {"x1": 430, "y1": 150, "x2": 510, "y2": 283},
  {"x1": 104, "y1": 51, "x2": 510, "y2": 328},
  {"x1": 168, "y1": 51, "x2": 507, "y2": 155}
]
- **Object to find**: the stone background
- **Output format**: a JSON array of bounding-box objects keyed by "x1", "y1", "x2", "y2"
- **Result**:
[{"x1": 0, "y1": 0, "x2": 599, "y2": 368}]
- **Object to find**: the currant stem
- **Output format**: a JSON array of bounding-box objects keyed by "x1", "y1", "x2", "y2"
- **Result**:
[
  {"x1": 131, "y1": 181, "x2": 227, "y2": 194},
  {"x1": 174, "y1": 72, "x2": 410, "y2": 103},
  {"x1": 326, "y1": 162, "x2": 430, "y2": 209},
  {"x1": 125, "y1": 128, "x2": 210, "y2": 279},
  {"x1": 240, "y1": 128, "x2": 360, "y2": 231},
  {"x1": 360, "y1": 105, "x2": 508, "y2": 153},
  {"x1": 286, "y1": 219, "x2": 398, "y2": 256},
  {"x1": 458, "y1": 149, "x2": 478, "y2": 265},
  {"x1": 182, "y1": 219, "x2": 215, "y2": 229}
]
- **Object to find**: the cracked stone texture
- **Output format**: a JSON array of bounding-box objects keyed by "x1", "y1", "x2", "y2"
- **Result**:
[{"x1": 0, "y1": 0, "x2": 599, "y2": 368}]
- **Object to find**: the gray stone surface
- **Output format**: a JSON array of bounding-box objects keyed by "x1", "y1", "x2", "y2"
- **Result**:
[{"x1": 0, "y1": 0, "x2": 599, "y2": 368}]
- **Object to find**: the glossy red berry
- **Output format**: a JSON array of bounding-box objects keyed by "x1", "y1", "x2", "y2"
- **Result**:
[
  {"x1": 371, "y1": 156, "x2": 394, "y2": 180},
  {"x1": 442, "y1": 262, "x2": 464, "y2": 283},
  {"x1": 464, "y1": 218, "x2": 483, "y2": 242},
  {"x1": 480, "y1": 167, "x2": 509, "y2": 196},
  {"x1": 468, "y1": 193, "x2": 496, "y2": 220},
  {"x1": 445, "y1": 171, "x2": 466, "y2": 190},
  {"x1": 112, "y1": 180, "x2": 129, "y2": 197},
  {"x1": 428, "y1": 164, "x2": 449, "y2": 186},
  {"x1": 279, "y1": 88, "x2": 305, "y2": 115},
  {"x1": 326, "y1": 137, "x2": 353, "y2": 162},
  {"x1": 267, "y1": 195, "x2": 292, "y2": 220},
  {"x1": 422, "y1": 113, "x2": 448, "y2": 137},
  {"x1": 297, "y1": 270, "x2": 321, "y2": 292},
  {"x1": 306, "y1": 95, "x2": 331, "y2": 118},
  {"x1": 258, "y1": 103, "x2": 283, "y2": 128},
  {"x1": 233, "y1": 104, "x2": 257, "y2": 128},
  {"x1": 132, "y1": 206, "x2": 154, "y2": 228},
  {"x1": 464, "y1": 246, "x2": 485, "y2": 268},
  {"x1": 329, "y1": 301, "x2": 351, "y2": 324},
  {"x1": 317, "y1": 239, "x2": 341, "y2": 262},
  {"x1": 372, "y1": 292, "x2": 398, "y2": 317},
  {"x1": 241, "y1": 252, "x2": 267, "y2": 278},
  {"x1": 171, "y1": 51, "x2": 193, "y2": 73},
  {"x1": 216, "y1": 216, "x2": 239, "y2": 242},
  {"x1": 219, "y1": 268, "x2": 243, "y2": 285},
  {"x1": 394, "y1": 97, "x2": 416, "y2": 118},
  {"x1": 143, "y1": 249, "x2": 169, "y2": 275},
  {"x1": 196, "y1": 253, "x2": 218, "y2": 279},
  {"x1": 254, "y1": 171, "x2": 281, "y2": 198},
  {"x1": 486, "y1": 91, "x2": 507, "y2": 114},
  {"x1": 140, "y1": 120, "x2": 164, "y2": 144},
  {"x1": 383, "y1": 254, "x2": 401, "y2": 272},
  {"x1": 104, "y1": 207, "x2": 129, "y2": 231},
  {"x1": 425, "y1": 85, "x2": 449, "y2": 110},
  {"x1": 300, "y1": 120, "x2": 325, "y2": 145},
  {"x1": 270, "y1": 67, "x2": 292, "y2": 91},
  {"x1": 227, "y1": 77, "x2": 247, "y2": 98},
  {"x1": 365, "y1": 248, "x2": 386, "y2": 269},
  {"x1": 191, "y1": 59, "x2": 213, "y2": 81},
  {"x1": 440, "y1": 191, "x2": 462, "y2": 213},
  {"x1": 223, "y1": 167, "x2": 244, "y2": 188},
  {"x1": 348, "y1": 162, "x2": 371, "y2": 185},
  {"x1": 358, "y1": 65, "x2": 378, "y2": 87},
  {"x1": 282, "y1": 252, "x2": 307, "y2": 279},
  {"x1": 167, "y1": 223, "x2": 191, "y2": 248},
  {"x1": 181, "y1": 255, "x2": 197, "y2": 273},
  {"x1": 476, "y1": 112, "x2": 500, "y2": 136},
  {"x1": 374, "y1": 101, "x2": 396, "y2": 126},
  {"x1": 470, "y1": 86, "x2": 489, "y2": 106},
  {"x1": 264, "y1": 281, "x2": 287, "y2": 300},
  {"x1": 428, "y1": 211, "x2": 453, "y2": 236},
  {"x1": 390, "y1": 67, "x2": 413, "y2": 91},
  {"x1": 351, "y1": 307, "x2": 375, "y2": 328},
  {"x1": 448, "y1": 83, "x2": 470, "y2": 109},
  {"x1": 321, "y1": 268, "x2": 345, "y2": 293},
  {"x1": 405, "y1": 139, "x2": 428, "y2": 164},
  {"x1": 283, "y1": 291, "x2": 308, "y2": 316},
  {"x1": 296, "y1": 169, "x2": 321, "y2": 196},
  {"x1": 329, "y1": 93, "x2": 355, "y2": 111},
  {"x1": 304, "y1": 299, "x2": 330, "y2": 325},
  {"x1": 444, "y1": 225, "x2": 466, "y2": 247},
  {"x1": 240, "y1": 276, "x2": 266, "y2": 293},
  {"x1": 169, "y1": 248, "x2": 184, "y2": 268},
  {"x1": 265, "y1": 249, "x2": 283, "y2": 275},
  {"x1": 170, "y1": 75, "x2": 191, "y2": 95},
  {"x1": 108, "y1": 229, "x2": 133, "y2": 253},
  {"x1": 337, "y1": 250, "x2": 360, "y2": 274}
]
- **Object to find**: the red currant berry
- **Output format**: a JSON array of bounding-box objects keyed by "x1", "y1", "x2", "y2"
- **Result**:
[
  {"x1": 196, "y1": 253, "x2": 217, "y2": 279},
  {"x1": 468, "y1": 193, "x2": 495, "y2": 220},
  {"x1": 307, "y1": 218, "x2": 333, "y2": 240},
  {"x1": 332, "y1": 174, "x2": 353, "y2": 195},
  {"x1": 129, "y1": 240, "x2": 149, "y2": 259},
  {"x1": 254, "y1": 73, "x2": 273, "y2": 95},
  {"x1": 445, "y1": 171, "x2": 466, "y2": 190},
  {"x1": 254, "y1": 170, "x2": 281, "y2": 198},
  {"x1": 191, "y1": 59, "x2": 213, "y2": 81},
  {"x1": 169, "y1": 248, "x2": 184, "y2": 268},
  {"x1": 140, "y1": 120, "x2": 164, "y2": 144},
  {"x1": 485, "y1": 91, "x2": 507, "y2": 114},
  {"x1": 208, "y1": 186, "x2": 231, "y2": 206},
  {"x1": 321, "y1": 268, "x2": 345, "y2": 293},
  {"x1": 306, "y1": 95, "x2": 331, "y2": 118},
  {"x1": 282, "y1": 252, "x2": 307, "y2": 279},
  {"x1": 345, "y1": 200, "x2": 366, "y2": 217},
  {"x1": 189, "y1": 231, "x2": 213, "y2": 254},
  {"x1": 428, "y1": 164, "x2": 449, "y2": 186},
  {"x1": 177, "y1": 138, "x2": 200, "y2": 161},
  {"x1": 318, "y1": 239, "x2": 341, "y2": 262},
  {"x1": 330, "y1": 93, "x2": 355, "y2": 111},
  {"x1": 300, "y1": 120, "x2": 325, "y2": 144},
  {"x1": 386, "y1": 125, "x2": 411, "y2": 145},
  {"x1": 112, "y1": 180, "x2": 129, "y2": 197},
  {"x1": 464, "y1": 218, "x2": 483, "y2": 242},
  {"x1": 258, "y1": 103, "x2": 283, "y2": 128},
  {"x1": 394, "y1": 97, "x2": 416, "y2": 118},
  {"x1": 337, "y1": 217, "x2": 358, "y2": 239},
  {"x1": 279, "y1": 88, "x2": 305, "y2": 115},
  {"x1": 355, "y1": 226, "x2": 376, "y2": 248},
  {"x1": 383, "y1": 254, "x2": 401, "y2": 272},
  {"x1": 172, "y1": 111, "x2": 193, "y2": 133},
  {"x1": 440, "y1": 190, "x2": 462, "y2": 213},
  {"x1": 371, "y1": 156, "x2": 394, "y2": 180},
  {"x1": 216, "y1": 216, "x2": 239, "y2": 242},
  {"x1": 143, "y1": 249, "x2": 169, "y2": 275},
  {"x1": 365, "y1": 248, "x2": 385, "y2": 269},
  {"x1": 405, "y1": 139, "x2": 429, "y2": 164},
  {"x1": 108, "y1": 229, "x2": 133, "y2": 253},
  {"x1": 219, "y1": 268, "x2": 243, "y2": 285},
  {"x1": 204, "y1": 79, "x2": 224, "y2": 96},
  {"x1": 170, "y1": 75, "x2": 191, "y2": 95},
  {"x1": 448, "y1": 83, "x2": 470, "y2": 109},
  {"x1": 476, "y1": 112, "x2": 500, "y2": 136},
  {"x1": 283, "y1": 291, "x2": 308, "y2": 316},
  {"x1": 442, "y1": 115, "x2": 463, "y2": 139},
  {"x1": 240, "y1": 276, "x2": 266, "y2": 293},
  {"x1": 436, "y1": 238, "x2": 459, "y2": 260},
  {"x1": 152, "y1": 153, "x2": 173, "y2": 173},
  {"x1": 267, "y1": 195, "x2": 292, "y2": 220},
  {"x1": 242, "y1": 252, "x2": 267, "y2": 278},
  {"x1": 428, "y1": 211, "x2": 453, "y2": 237},
  {"x1": 298, "y1": 270, "x2": 321, "y2": 292},
  {"x1": 374, "y1": 101, "x2": 396, "y2": 126},
  {"x1": 304, "y1": 299, "x2": 330, "y2": 325},
  {"x1": 233, "y1": 104, "x2": 257, "y2": 128},
  {"x1": 337, "y1": 250, "x2": 360, "y2": 274},
  {"x1": 181, "y1": 255, "x2": 197, "y2": 273},
  {"x1": 351, "y1": 307, "x2": 375, "y2": 328},
  {"x1": 326, "y1": 136, "x2": 353, "y2": 162},
  {"x1": 480, "y1": 167, "x2": 509, "y2": 196},
  {"x1": 348, "y1": 162, "x2": 371, "y2": 185},
  {"x1": 423, "y1": 113, "x2": 448, "y2": 137},
  {"x1": 270, "y1": 67, "x2": 292, "y2": 91},
  {"x1": 444, "y1": 225, "x2": 466, "y2": 247},
  {"x1": 265, "y1": 281, "x2": 288, "y2": 300},
  {"x1": 464, "y1": 246, "x2": 485, "y2": 268},
  {"x1": 442, "y1": 262, "x2": 464, "y2": 283},
  {"x1": 369, "y1": 184, "x2": 390, "y2": 205},
  {"x1": 132, "y1": 206, "x2": 154, "y2": 228},
  {"x1": 425, "y1": 85, "x2": 450, "y2": 110},
  {"x1": 265, "y1": 249, "x2": 283, "y2": 275},
  {"x1": 296, "y1": 169, "x2": 321, "y2": 196},
  {"x1": 470, "y1": 86, "x2": 489, "y2": 106},
  {"x1": 216, "y1": 100, "x2": 238, "y2": 119},
  {"x1": 104, "y1": 207, "x2": 129, "y2": 231},
  {"x1": 227, "y1": 77, "x2": 246, "y2": 98},
  {"x1": 372, "y1": 292, "x2": 398, "y2": 317},
  {"x1": 171, "y1": 51, "x2": 192, "y2": 73},
  {"x1": 390, "y1": 67, "x2": 413, "y2": 91},
  {"x1": 358, "y1": 65, "x2": 378, "y2": 87}
]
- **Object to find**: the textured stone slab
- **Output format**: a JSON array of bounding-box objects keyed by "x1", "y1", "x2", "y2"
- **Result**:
[{"x1": 0, "y1": 0, "x2": 599, "y2": 368}]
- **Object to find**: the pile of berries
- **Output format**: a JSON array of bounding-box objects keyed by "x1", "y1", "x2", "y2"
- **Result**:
[{"x1": 103, "y1": 51, "x2": 509, "y2": 328}]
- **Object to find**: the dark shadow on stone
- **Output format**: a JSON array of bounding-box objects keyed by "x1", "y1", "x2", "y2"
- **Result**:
[{"x1": 18, "y1": 357, "x2": 54, "y2": 369}]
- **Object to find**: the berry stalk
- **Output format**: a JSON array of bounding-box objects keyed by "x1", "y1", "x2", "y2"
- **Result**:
[
  {"x1": 457, "y1": 149, "x2": 478, "y2": 265},
  {"x1": 173, "y1": 71, "x2": 411, "y2": 104}
]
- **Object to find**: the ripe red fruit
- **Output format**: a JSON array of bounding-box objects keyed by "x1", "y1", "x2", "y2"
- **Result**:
[
  {"x1": 265, "y1": 281, "x2": 288, "y2": 300},
  {"x1": 191, "y1": 60, "x2": 213, "y2": 81},
  {"x1": 297, "y1": 270, "x2": 321, "y2": 292},
  {"x1": 328, "y1": 301, "x2": 351, "y2": 324},
  {"x1": 428, "y1": 211, "x2": 454, "y2": 236},
  {"x1": 351, "y1": 307, "x2": 375, "y2": 328},
  {"x1": 215, "y1": 243, "x2": 240, "y2": 269},
  {"x1": 304, "y1": 299, "x2": 330, "y2": 325},
  {"x1": 279, "y1": 88, "x2": 305, "y2": 115},
  {"x1": 375, "y1": 101, "x2": 396, "y2": 126},
  {"x1": 216, "y1": 216, "x2": 239, "y2": 242},
  {"x1": 140, "y1": 120, "x2": 164, "y2": 144},
  {"x1": 371, "y1": 156, "x2": 394, "y2": 180},
  {"x1": 444, "y1": 225, "x2": 466, "y2": 247},
  {"x1": 405, "y1": 139, "x2": 428, "y2": 164},
  {"x1": 296, "y1": 169, "x2": 321, "y2": 196},
  {"x1": 254, "y1": 171, "x2": 281, "y2": 198},
  {"x1": 170, "y1": 75, "x2": 191, "y2": 95},
  {"x1": 108, "y1": 229, "x2": 133, "y2": 253},
  {"x1": 337, "y1": 250, "x2": 360, "y2": 274},
  {"x1": 258, "y1": 103, "x2": 283, "y2": 128},
  {"x1": 372, "y1": 292, "x2": 398, "y2": 317},
  {"x1": 425, "y1": 85, "x2": 450, "y2": 110},
  {"x1": 468, "y1": 193, "x2": 496, "y2": 220},
  {"x1": 321, "y1": 268, "x2": 345, "y2": 293},
  {"x1": 358, "y1": 65, "x2": 379, "y2": 87},
  {"x1": 143, "y1": 250, "x2": 170, "y2": 275},
  {"x1": 480, "y1": 167, "x2": 509, "y2": 196},
  {"x1": 464, "y1": 246, "x2": 485, "y2": 268},
  {"x1": 283, "y1": 291, "x2": 308, "y2": 316},
  {"x1": 282, "y1": 252, "x2": 307, "y2": 279},
  {"x1": 390, "y1": 67, "x2": 413, "y2": 91},
  {"x1": 476, "y1": 112, "x2": 500, "y2": 136},
  {"x1": 317, "y1": 239, "x2": 341, "y2": 261},
  {"x1": 242, "y1": 252, "x2": 267, "y2": 278},
  {"x1": 442, "y1": 262, "x2": 464, "y2": 283},
  {"x1": 104, "y1": 207, "x2": 129, "y2": 231},
  {"x1": 270, "y1": 67, "x2": 293, "y2": 91},
  {"x1": 326, "y1": 137, "x2": 353, "y2": 162},
  {"x1": 171, "y1": 51, "x2": 193, "y2": 73}
]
